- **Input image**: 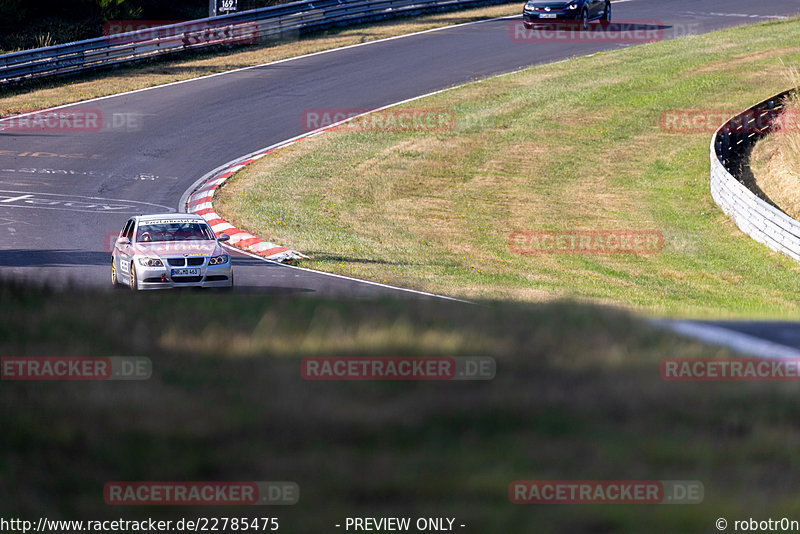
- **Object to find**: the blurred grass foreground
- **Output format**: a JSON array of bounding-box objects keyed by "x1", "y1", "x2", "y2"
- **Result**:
[{"x1": 2, "y1": 283, "x2": 800, "y2": 532}]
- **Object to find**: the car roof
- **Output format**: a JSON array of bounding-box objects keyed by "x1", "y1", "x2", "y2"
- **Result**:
[{"x1": 135, "y1": 213, "x2": 205, "y2": 222}]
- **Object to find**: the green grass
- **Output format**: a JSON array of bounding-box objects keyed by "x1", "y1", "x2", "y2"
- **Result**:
[
  {"x1": 4, "y1": 284, "x2": 800, "y2": 531},
  {"x1": 216, "y1": 16, "x2": 800, "y2": 318}
]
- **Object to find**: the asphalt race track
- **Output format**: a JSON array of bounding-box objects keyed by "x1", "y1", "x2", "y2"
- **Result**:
[{"x1": 1, "y1": 0, "x2": 799, "y2": 306}]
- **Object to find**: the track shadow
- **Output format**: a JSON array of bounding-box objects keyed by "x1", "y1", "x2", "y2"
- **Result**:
[
  {"x1": 303, "y1": 252, "x2": 414, "y2": 266},
  {"x1": 737, "y1": 144, "x2": 781, "y2": 210},
  {"x1": 0, "y1": 249, "x2": 110, "y2": 267}
]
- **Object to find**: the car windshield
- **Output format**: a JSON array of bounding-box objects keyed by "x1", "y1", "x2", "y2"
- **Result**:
[{"x1": 135, "y1": 221, "x2": 215, "y2": 242}]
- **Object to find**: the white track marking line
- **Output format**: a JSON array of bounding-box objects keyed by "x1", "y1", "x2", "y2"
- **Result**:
[
  {"x1": 226, "y1": 243, "x2": 472, "y2": 303},
  {"x1": 0, "y1": 13, "x2": 520, "y2": 124},
  {"x1": 177, "y1": 60, "x2": 551, "y2": 301},
  {"x1": 654, "y1": 320, "x2": 800, "y2": 359},
  {"x1": 683, "y1": 10, "x2": 788, "y2": 20}
]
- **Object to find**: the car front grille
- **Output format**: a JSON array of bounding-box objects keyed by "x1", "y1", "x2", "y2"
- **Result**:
[
  {"x1": 187, "y1": 258, "x2": 205, "y2": 266},
  {"x1": 167, "y1": 258, "x2": 185, "y2": 267},
  {"x1": 172, "y1": 276, "x2": 203, "y2": 283}
]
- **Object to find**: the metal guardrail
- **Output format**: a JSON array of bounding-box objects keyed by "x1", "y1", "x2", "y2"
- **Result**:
[
  {"x1": 710, "y1": 89, "x2": 800, "y2": 262},
  {"x1": 0, "y1": 0, "x2": 512, "y2": 84}
]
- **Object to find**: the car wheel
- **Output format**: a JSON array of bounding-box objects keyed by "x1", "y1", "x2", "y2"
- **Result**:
[
  {"x1": 111, "y1": 257, "x2": 118, "y2": 287},
  {"x1": 129, "y1": 264, "x2": 138, "y2": 291},
  {"x1": 581, "y1": 8, "x2": 590, "y2": 31},
  {"x1": 601, "y1": 1, "x2": 611, "y2": 26}
]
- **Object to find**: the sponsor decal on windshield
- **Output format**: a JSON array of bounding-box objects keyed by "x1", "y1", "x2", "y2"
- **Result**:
[{"x1": 141, "y1": 219, "x2": 201, "y2": 225}]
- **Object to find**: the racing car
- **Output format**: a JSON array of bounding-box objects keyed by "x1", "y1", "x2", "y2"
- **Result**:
[
  {"x1": 522, "y1": 0, "x2": 611, "y2": 30},
  {"x1": 111, "y1": 213, "x2": 233, "y2": 290}
]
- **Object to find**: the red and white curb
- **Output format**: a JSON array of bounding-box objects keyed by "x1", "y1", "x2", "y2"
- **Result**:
[
  {"x1": 183, "y1": 52, "x2": 520, "y2": 266},
  {"x1": 185, "y1": 137, "x2": 328, "y2": 263},
  {"x1": 183, "y1": 39, "x2": 527, "y2": 266}
]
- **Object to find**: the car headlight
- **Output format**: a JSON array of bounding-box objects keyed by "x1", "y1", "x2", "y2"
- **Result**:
[
  {"x1": 568, "y1": 2, "x2": 578, "y2": 9},
  {"x1": 208, "y1": 255, "x2": 229, "y2": 265},
  {"x1": 137, "y1": 257, "x2": 163, "y2": 267},
  {"x1": 524, "y1": 1, "x2": 536, "y2": 9}
]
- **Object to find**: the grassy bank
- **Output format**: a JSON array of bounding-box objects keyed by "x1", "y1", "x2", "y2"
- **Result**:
[
  {"x1": 3, "y1": 284, "x2": 800, "y2": 531},
  {"x1": 751, "y1": 85, "x2": 800, "y2": 219},
  {"x1": 0, "y1": 3, "x2": 519, "y2": 115},
  {"x1": 215, "y1": 16, "x2": 800, "y2": 318}
]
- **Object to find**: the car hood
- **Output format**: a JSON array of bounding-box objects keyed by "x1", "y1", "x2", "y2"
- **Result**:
[
  {"x1": 133, "y1": 240, "x2": 223, "y2": 257},
  {"x1": 526, "y1": 1, "x2": 570, "y2": 8}
]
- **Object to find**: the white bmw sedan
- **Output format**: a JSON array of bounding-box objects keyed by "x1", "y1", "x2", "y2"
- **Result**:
[{"x1": 111, "y1": 214, "x2": 233, "y2": 291}]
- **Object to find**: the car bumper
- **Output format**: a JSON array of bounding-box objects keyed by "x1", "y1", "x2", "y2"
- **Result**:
[
  {"x1": 522, "y1": 11, "x2": 581, "y2": 26},
  {"x1": 135, "y1": 263, "x2": 233, "y2": 290}
]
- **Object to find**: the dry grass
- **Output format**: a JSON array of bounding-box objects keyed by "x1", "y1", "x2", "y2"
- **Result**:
[
  {"x1": 693, "y1": 47, "x2": 800, "y2": 75},
  {"x1": 215, "y1": 16, "x2": 800, "y2": 317},
  {"x1": 751, "y1": 67, "x2": 800, "y2": 219}
]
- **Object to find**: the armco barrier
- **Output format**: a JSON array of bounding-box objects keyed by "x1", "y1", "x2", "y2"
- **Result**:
[
  {"x1": 0, "y1": 0, "x2": 513, "y2": 84},
  {"x1": 710, "y1": 89, "x2": 800, "y2": 262}
]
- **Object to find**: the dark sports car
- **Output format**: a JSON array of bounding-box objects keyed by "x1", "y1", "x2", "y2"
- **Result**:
[{"x1": 522, "y1": 0, "x2": 611, "y2": 30}]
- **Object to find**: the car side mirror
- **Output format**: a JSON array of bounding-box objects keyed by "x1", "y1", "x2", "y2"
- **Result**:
[
  {"x1": 117, "y1": 237, "x2": 131, "y2": 245},
  {"x1": 218, "y1": 234, "x2": 230, "y2": 242}
]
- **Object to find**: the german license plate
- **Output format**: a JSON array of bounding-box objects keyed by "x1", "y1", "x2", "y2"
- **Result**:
[
  {"x1": 539, "y1": 13, "x2": 557, "y2": 18},
  {"x1": 172, "y1": 268, "x2": 200, "y2": 276}
]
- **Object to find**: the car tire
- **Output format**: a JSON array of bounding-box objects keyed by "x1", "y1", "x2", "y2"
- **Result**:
[
  {"x1": 600, "y1": 1, "x2": 611, "y2": 26},
  {"x1": 581, "y1": 8, "x2": 590, "y2": 31},
  {"x1": 129, "y1": 264, "x2": 138, "y2": 291},
  {"x1": 111, "y1": 257, "x2": 118, "y2": 287}
]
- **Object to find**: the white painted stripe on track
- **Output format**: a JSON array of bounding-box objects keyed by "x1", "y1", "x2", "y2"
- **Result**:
[
  {"x1": 175, "y1": 38, "x2": 588, "y2": 300},
  {"x1": 0, "y1": 12, "x2": 524, "y2": 124},
  {"x1": 177, "y1": 55, "x2": 556, "y2": 302},
  {"x1": 654, "y1": 320, "x2": 800, "y2": 359},
  {"x1": 226, "y1": 242, "x2": 473, "y2": 303}
]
